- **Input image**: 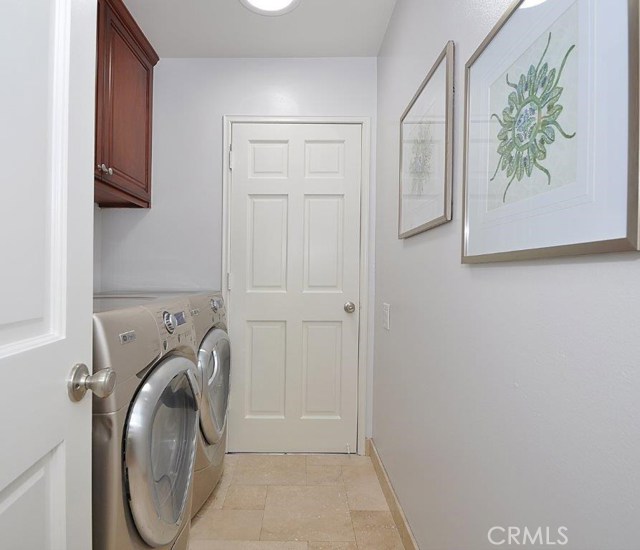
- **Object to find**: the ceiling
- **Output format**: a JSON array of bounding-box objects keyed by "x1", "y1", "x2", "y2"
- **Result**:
[{"x1": 123, "y1": 0, "x2": 398, "y2": 58}]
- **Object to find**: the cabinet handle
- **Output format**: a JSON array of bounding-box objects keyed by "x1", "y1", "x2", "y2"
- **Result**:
[{"x1": 98, "y1": 163, "x2": 114, "y2": 176}]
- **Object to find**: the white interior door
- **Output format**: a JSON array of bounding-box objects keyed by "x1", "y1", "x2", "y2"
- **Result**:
[
  {"x1": 228, "y1": 122, "x2": 362, "y2": 453},
  {"x1": 0, "y1": 1, "x2": 96, "y2": 549}
]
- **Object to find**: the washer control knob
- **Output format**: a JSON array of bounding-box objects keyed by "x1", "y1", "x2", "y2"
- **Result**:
[
  {"x1": 210, "y1": 298, "x2": 223, "y2": 313},
  {"x1": 163, "y1": 311, "x2": 178, "y2": 334}
]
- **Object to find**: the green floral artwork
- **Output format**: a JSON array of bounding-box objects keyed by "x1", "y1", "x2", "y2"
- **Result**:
[{"x1": 490, "y1": 32, "x2": 576, "y2": 202}]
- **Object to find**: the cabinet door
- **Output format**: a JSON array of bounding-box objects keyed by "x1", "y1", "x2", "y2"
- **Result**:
[
  {"x1": 95, "y1": 0, "x2": 106, "y2": 182},
  {"x1": 102, "y1": 2, "x2": 153, "y2": 204}
]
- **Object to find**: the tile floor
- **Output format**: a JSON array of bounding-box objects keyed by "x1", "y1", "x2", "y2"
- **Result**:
[{"x1": 190, "y1": 454, "x2": 405, "y2": 550}]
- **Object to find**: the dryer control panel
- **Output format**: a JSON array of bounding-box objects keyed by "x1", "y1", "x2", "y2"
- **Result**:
[{"x1": 188, "y1": 292, "x2": 226, "y2": 343}]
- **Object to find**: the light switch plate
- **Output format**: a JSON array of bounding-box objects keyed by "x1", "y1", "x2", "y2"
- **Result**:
[{"x1": 382, "y1": 303, "x2": 390, "y2": 330}]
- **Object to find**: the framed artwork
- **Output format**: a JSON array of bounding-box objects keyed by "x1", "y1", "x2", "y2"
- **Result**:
[
  {"x1": 399, "y1": 41, "x2": 455, "y2": 238},
  {"x1": 462, "y1": 0, "x2": 639, "y2": 262}
]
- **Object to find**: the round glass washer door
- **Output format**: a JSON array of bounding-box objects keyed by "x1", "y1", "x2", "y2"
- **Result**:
[
  {"x1": 124, "y1": 355, "x2": 200, "y2": 547},
  {"x1": 197, "y1": 328, "x2": 231, "y2": 446}
]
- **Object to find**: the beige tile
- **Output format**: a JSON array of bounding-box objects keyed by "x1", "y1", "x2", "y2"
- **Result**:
[
  {"x1": 190, "y1": 542, "x2": 307, "y2": 550},
  {"x1": 306, "y1": 455, "x2": 372, "y2": 468},
  {"x1": 224, "y1": 485, "x2": 268, "y2": 510},
  {"x1": 261, "y1": 485, "x2": 355, "y2": 542},
  {"x1": 225, "y1": 453, "x2": 241, "y2": 465},
  {"x1": 224, "y1": 453, "x2": 241, "y2": 475},
  {"x1": 201, "y1": 482, "x2": 229, "y2": 513},
  {"x1": 234, "y1": 455, "x2": 307, "y2": 485},
  {"x1": 308, "y1": 543, "x2": 358, "y2": 549},
  {"x1": 350, "y1": 510, "x2": 404, "y2": 550},
  {"x1": 190, "y1": 509, "x2": 263, "y2": 541},
  {"x1": 306, "y1": 465, "x2": 343, "y2": 486},
  {"x1": 342, "y1": 464, "x2": 389, "y2": 511},
  {"x1": 197, "y1": 461, "x2": 236, "y2": 515}
]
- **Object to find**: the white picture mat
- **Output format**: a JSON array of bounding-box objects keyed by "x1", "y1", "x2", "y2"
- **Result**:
[{"x1": 465, "y1": 0, "x2": 629, "y2": 258}]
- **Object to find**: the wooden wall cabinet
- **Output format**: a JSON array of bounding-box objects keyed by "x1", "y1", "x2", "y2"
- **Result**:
[{"x1": 95, "y1": 0, "x2": 159, "y2": 208}]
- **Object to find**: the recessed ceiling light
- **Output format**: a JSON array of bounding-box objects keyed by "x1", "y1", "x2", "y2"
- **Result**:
[
  {"x1": 239, "y1": 0, "x2": 301, "y2": 16},
  {"x1": 520, "y1": 0, "x2": 548, "y2": 8}
]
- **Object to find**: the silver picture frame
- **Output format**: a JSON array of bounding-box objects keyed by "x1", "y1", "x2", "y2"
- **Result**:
[
  {"x1": 461, "y1": 0, "x2": 640, "y2": 264},
  {"x1": 398, "y1": 41, "x2": 455, "y2": 239}
]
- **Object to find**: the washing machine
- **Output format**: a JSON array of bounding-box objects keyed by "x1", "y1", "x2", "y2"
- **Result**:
[
  {"x1": 188, "y1": 292, "x2": 230, "y2": 516},
  {"x1": 92, "y1": 297, "x2": 201, "y2": 550}
]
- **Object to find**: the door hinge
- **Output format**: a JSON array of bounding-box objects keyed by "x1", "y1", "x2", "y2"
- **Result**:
[
  {"x1": 228, "y1": 146, "x2": 233, "y2": 171},
  {"x1": 227, "y1": 272, "x2": 232, "y2": 291}
]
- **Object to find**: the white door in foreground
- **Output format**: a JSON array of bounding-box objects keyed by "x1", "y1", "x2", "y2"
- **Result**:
[
  {"x1": 228, "y1": 123, "x2": 362, "y2": 453},
  {"x1": 0, "y1": 1, "x2": 96, "y2": 548}
]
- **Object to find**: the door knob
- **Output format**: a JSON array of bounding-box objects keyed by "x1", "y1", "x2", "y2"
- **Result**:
[
  {"x1": 68, "y1": 363, "x2": 116, "y2": 402},
  {"x1": 344, "y1": 301, "x2": 356, "y2": 314}
]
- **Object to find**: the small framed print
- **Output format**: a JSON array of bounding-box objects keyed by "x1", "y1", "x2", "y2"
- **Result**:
[
  {"x1": 462, "y1": 0, "x2": 640, "y2": 262},
  {"x1": 399, "y1": 41, "x2": 455, "y2": 239}
]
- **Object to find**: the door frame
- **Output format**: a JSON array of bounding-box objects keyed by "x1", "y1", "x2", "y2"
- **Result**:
[{"x1": 221, "y1": 116, "x2": 371, "y2": 455}]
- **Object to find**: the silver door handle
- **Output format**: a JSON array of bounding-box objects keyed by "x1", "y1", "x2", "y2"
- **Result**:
[
  {"x1": 344, "y1": 301, "x2": 356, "y2": 314},
  {"x1": 68, "y1": 363, "x2": 116, "y2": 402}
]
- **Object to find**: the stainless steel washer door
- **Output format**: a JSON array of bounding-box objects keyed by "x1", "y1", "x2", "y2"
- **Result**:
[
  {"x1": 197, "y1": 328, "x2": 231, "y2": 446},
  {"x1": 124, "y1": 356, "x2": 199, "y2": 547}
]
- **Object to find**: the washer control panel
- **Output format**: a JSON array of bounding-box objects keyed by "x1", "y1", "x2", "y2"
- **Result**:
[
  {"x1": 163, "y1": 310, "x2": 187, "y2": 334},
  {"x1": 145, "y1": 300, "x2": 197, "y2": 355},
  {"x1": 163, "y1": 311, "x2": 177, "y2": 333}
]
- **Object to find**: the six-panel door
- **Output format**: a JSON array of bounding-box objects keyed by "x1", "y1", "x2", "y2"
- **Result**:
[
  {"x1": 228, "y1": 123, "x2": 362, "y2": 453},
  {"x1": 0, "y1": 1, "x2": 96, "y2": 548}
]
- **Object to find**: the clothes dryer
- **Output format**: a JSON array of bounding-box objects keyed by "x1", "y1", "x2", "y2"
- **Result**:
[
  {"x1": 92, "y1": 298, "x2": 200, "y2": 550},
  {"x1": 188, "y1": 292, "x2": 230, "y2": 516}
]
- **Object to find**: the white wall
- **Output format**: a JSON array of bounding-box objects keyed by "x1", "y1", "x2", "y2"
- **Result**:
[
  {"x1": 98, "y1": 56, "x2": 377, "y2": 433},
  {"x1": 93, "y1": 203, "x2": 102, "y2": 293},
  {"x1": 374, "y1": 1, "x2": 640, "y2": 549},
  {"x1": 99, "y1": 57, "x2": 376, "y2": 292}
]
